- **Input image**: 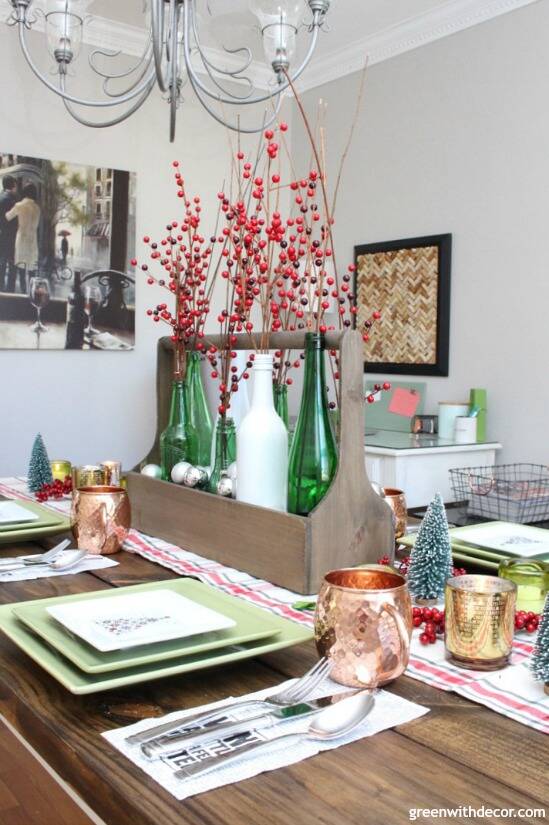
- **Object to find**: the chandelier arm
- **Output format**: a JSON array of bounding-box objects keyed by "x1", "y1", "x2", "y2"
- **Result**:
[
  {"x1": 60, "y1": 75, "x2": 156, "y2": 128},
  {"x1": 190, "y1": 10, "x2": 253, "y2": 78},
  {"x1": 183, "y1": 0, "x2": 320, "y2": 107},
  {"x1": 17, "y1": 17, "x2": 157, "y2": 107},
  {"x1": 187, "y1": 70, "x2": 283, "y2": 134},
  {"x1": 168, "y1": 0, "x2": 181, "y2": 142},
  {"x1": 193, "y1": 48, "x2": 255, "y2": 101},
  {"x1": 151, "y1": 0, "x2": 169, "y2": 93},
  {"x1": 88, "y1": 30, "x2": 153, "y2": 82},
  {"x1": 100, "y1": 47, "x2": 154, "y2": 99}
]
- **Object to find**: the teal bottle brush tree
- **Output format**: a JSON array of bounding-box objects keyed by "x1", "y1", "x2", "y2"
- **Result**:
[
  {"x1": 531, "y1": 595, "x2": 549, "y2": 695},
  {"x1": 28, "y1": 433, "x2": 53, "y2": 492},
  {"x1": 407, "y1": 493, "x2": 453, "y2": 604}
]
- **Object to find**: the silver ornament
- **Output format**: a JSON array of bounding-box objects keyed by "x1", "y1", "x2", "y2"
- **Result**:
[
  {"x1": 141, "y1": 463, "x2": 162, "y2": 479},
  {"x1": 171, "y1": 461, "x2": 192, "y2": 484},
  {"x1": 217, "y1": 475, "x2": 234, "y2": 497},
  {"x1": 183, "y1": 465, "x2": 209, "y2": 488}
]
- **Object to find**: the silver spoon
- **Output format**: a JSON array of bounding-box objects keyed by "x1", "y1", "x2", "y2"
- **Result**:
[
  {"x1": 0, "y1": 549, "x2": 87, "y2": 573},
  {"x1": 174, "y1": 690, "x2": 375, "y2": 780}
]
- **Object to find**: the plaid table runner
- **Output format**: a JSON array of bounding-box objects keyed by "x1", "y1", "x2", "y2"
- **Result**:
[{"x1": 1, "y1": 476, "x2": 547, "y2": 734}]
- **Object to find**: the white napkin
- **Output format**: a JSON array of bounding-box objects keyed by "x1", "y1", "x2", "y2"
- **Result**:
[
  {"x1": 0, "y1": 553, "x2": 118, "y2": 582},
  {"x1": 103, "y1": 677, "x2": 429, "y2": 800}
]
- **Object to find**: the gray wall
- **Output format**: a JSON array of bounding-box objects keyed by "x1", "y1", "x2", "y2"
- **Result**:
[{"x1": 291, "y1": 1, "x2": 549, "y2": 463}]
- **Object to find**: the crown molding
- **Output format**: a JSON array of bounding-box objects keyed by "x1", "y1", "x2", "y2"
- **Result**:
[{"x1": 294, "y1": 0, "x2": 541, "y2": 93}]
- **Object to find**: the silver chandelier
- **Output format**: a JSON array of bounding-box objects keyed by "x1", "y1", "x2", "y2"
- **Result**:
[{"x1": 7, "y1": 0, "x2": 332, "y2": 141}]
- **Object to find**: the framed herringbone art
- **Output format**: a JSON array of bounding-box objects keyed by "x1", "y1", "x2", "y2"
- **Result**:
[{"x1": 354, "y1": 234, "x2": 451, "y2": 376}]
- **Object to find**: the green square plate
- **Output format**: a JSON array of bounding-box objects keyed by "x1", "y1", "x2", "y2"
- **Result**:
[
  {"x1": 0, "y1": 579, "x2": 312, "y2": 694},
  {"x1": 13, "y1": 578, "x2": 284, "y2": 674},
  {"x1": 0, "y1": 500, "x2": 71, "y2": 545}
]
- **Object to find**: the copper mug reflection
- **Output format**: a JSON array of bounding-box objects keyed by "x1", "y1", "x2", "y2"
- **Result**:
[
  {"x1": 314, "y1": 566, "x2": 412, "y2": 688},
  {"x1": 72, "y1": 486, "x2": 131, "y2": 555},
  {"x1": 381, "y1": 487, "x2": 407, "y2": 540}
]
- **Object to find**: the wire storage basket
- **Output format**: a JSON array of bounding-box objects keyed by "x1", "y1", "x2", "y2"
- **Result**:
[{"x1": 449, "y1": 463, "x2": 549, "y2": 523}]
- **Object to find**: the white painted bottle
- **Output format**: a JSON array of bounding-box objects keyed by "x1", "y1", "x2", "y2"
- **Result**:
[{"x1": 236, "y1": 353, "x2": 288, "y2": 511}]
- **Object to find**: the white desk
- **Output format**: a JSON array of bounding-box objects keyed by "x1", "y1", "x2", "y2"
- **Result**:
[{"x1": 364, "y1": 430, "x2": 502, "y2": 508}]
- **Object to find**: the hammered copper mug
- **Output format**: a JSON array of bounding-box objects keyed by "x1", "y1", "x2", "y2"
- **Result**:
[
  {"x1": 72, "y1": 486, "x2": 131, "y2": 555},
  {"x1": 314, "y1": 566, "x2": 412, "y2": 687}
]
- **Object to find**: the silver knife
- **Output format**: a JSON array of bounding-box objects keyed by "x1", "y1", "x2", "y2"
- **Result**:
[{"x1": 140, "y1": 693, "x2": 356, "y2": 760}]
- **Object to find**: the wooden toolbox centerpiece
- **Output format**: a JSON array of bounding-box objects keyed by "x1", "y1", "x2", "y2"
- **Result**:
[{"x1": 127, "y1": 330, "x2": 394, "y2": 594}]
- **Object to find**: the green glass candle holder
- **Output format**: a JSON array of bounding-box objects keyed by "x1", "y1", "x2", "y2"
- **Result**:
[{"x1": 498, "y1": 557, "x2": 549, "y2": 614}]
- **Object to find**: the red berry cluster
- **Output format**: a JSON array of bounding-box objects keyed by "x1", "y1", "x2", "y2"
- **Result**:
[
  {"x1": 413, "y1": 606, "x2": 445, "y2": 644},
  {"x1": 36, "y1": 476, "x2": 72, "y2": 502},
  {"x1": 134, "y1": 122, "x2": 388, "y2": 413},
  {"x1": 515, "y1": 610, "x2": 541, "y2": 634}
]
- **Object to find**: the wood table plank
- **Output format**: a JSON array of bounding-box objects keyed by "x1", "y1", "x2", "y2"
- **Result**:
[
  {"x1": 0, "y1": 544, "x2": 546, "y2": 825},
  {"x1": 0, "y1": 720, "x2": 94, "y2": 825}
]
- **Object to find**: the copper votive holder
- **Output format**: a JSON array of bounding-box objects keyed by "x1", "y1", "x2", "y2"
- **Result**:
[
  {"x1": 381, "y1": 487, "x2": 408, "y2": 540},
  {"x1": 50, "y1": 459, "x2": 72, "y2": 482},
  {"x1": 445, "y1": 575, "x2": 517, "y2": 671},
  {"x1": 72, "y1": 486, "x2": 131, "y2": 555},
  {"x1": 314, "y1": 565, "x2": 412, "y2": 688}
]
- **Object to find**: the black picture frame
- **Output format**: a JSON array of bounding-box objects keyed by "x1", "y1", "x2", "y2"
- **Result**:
[{"x1": 354, "y1": 233, "x2": 452, "y2": 376}]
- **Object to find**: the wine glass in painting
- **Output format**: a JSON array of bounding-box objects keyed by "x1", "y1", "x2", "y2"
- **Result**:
[
  {"x1": 84, "y1": 285, "x2": 102, "y2": 336},
  {"x1": 29, "y1": 277, "x2": 50, "y2": 333}
]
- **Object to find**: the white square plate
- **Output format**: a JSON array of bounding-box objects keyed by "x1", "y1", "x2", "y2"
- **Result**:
[
  {"x1": 47, "y1": 590, "x2": 236, "y2": 652},
  {"x1": 0, "y1": 502, "x2": 40, "y2": 526},
  {"x1": 451, "y1": 521, "x2": 549, "y2": 558}
]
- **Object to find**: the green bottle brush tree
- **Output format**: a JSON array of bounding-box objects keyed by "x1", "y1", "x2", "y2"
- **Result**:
[
  {"x1": 531, "y1": 595, "x2": 549, "y2": 694},
  {"x1": 27, "y1": 433, "x2": 53, "y2": 492},
  {"x1": 407, "y1": 492, "x2": 453, "y2": 603}
]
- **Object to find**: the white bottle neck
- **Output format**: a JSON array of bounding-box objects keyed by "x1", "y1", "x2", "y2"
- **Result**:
[{"x1": 251, "y1": 354, "x2": 275, "y2": 409}]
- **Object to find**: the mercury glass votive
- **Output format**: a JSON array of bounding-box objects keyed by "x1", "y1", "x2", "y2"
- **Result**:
[
  {"x1": 50, "y1": 459, "x2": 72, "y2": 482},
  {"x1": 498, "y1": 558, "x2": 549, "y2": 614},
  {"x1": 72, "y1": 464, "x2": 105, "y2": 489},
  {"x1": 101, "y1": 460, "x2": 122, "y2": 486},
  {"x1": 445, "y1": 575, "x2": 516, "y2": 671}
]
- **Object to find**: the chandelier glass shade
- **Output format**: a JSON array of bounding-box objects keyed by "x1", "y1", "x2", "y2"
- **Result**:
[{"x1": 7, "y1": 0, "x2": 332, "y2": 141}]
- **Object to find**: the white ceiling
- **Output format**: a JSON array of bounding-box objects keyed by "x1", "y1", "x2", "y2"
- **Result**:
[{"x1": 6, "y1": 0, "x2": 541, "y2": 91}]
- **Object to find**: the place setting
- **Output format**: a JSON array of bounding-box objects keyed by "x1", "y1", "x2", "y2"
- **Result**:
[{"x1": 105, "y1": 658, "x2": 428, "y2": 800}]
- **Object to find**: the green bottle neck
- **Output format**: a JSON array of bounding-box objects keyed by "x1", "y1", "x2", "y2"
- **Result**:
[
  {"x1": 302, "y1": 333, "x2": 327, "y2": 407},
  {"x1": 187, "y1": 351, "x2": 200, "y2": 381},
  {"x1": 168, "y1": 380, "x2": 186, "y2": 426},
  {"x1": 214, "y1": 417, "x2": 236, "y2": 468}
]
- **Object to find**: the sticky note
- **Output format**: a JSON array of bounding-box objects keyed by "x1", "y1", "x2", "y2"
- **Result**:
[{"x1": 388, "y1": 387, "x2": 420, "y2": 418}]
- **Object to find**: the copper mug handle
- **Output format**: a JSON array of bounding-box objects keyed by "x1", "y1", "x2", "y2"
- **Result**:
[{"x1": 381, "y1": 602, "x2": 411, "y2": 669}]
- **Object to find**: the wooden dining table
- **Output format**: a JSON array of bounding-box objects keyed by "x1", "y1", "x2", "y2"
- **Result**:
[{"x1": 0, "y1": 539, "x2": 547, "y2": 825}]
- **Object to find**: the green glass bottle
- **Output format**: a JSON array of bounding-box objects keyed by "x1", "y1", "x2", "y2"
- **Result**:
[
  {"x1": 208, "y1": 417, "x2": 236, "y2": 493},
  {"x1": 185, "y1": 351, "x2": 213, "y2": 466},
  {"x1": 160, "y1": 380, "x2": 188, "y2": 481},
  {"x1": 288, "y1": 333, "x2": 338, "y2": 515},
  {"x1": 273, "y1": 382, "x2": 289, "y2": 429}
]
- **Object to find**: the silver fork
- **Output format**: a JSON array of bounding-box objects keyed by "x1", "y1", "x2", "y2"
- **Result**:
[
  {"x1": 125, "y1": 657, "x2": 333, "y2": 748},
  {"x1": 0, "y1": 538, "x2": 70, "y2": 566}
]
